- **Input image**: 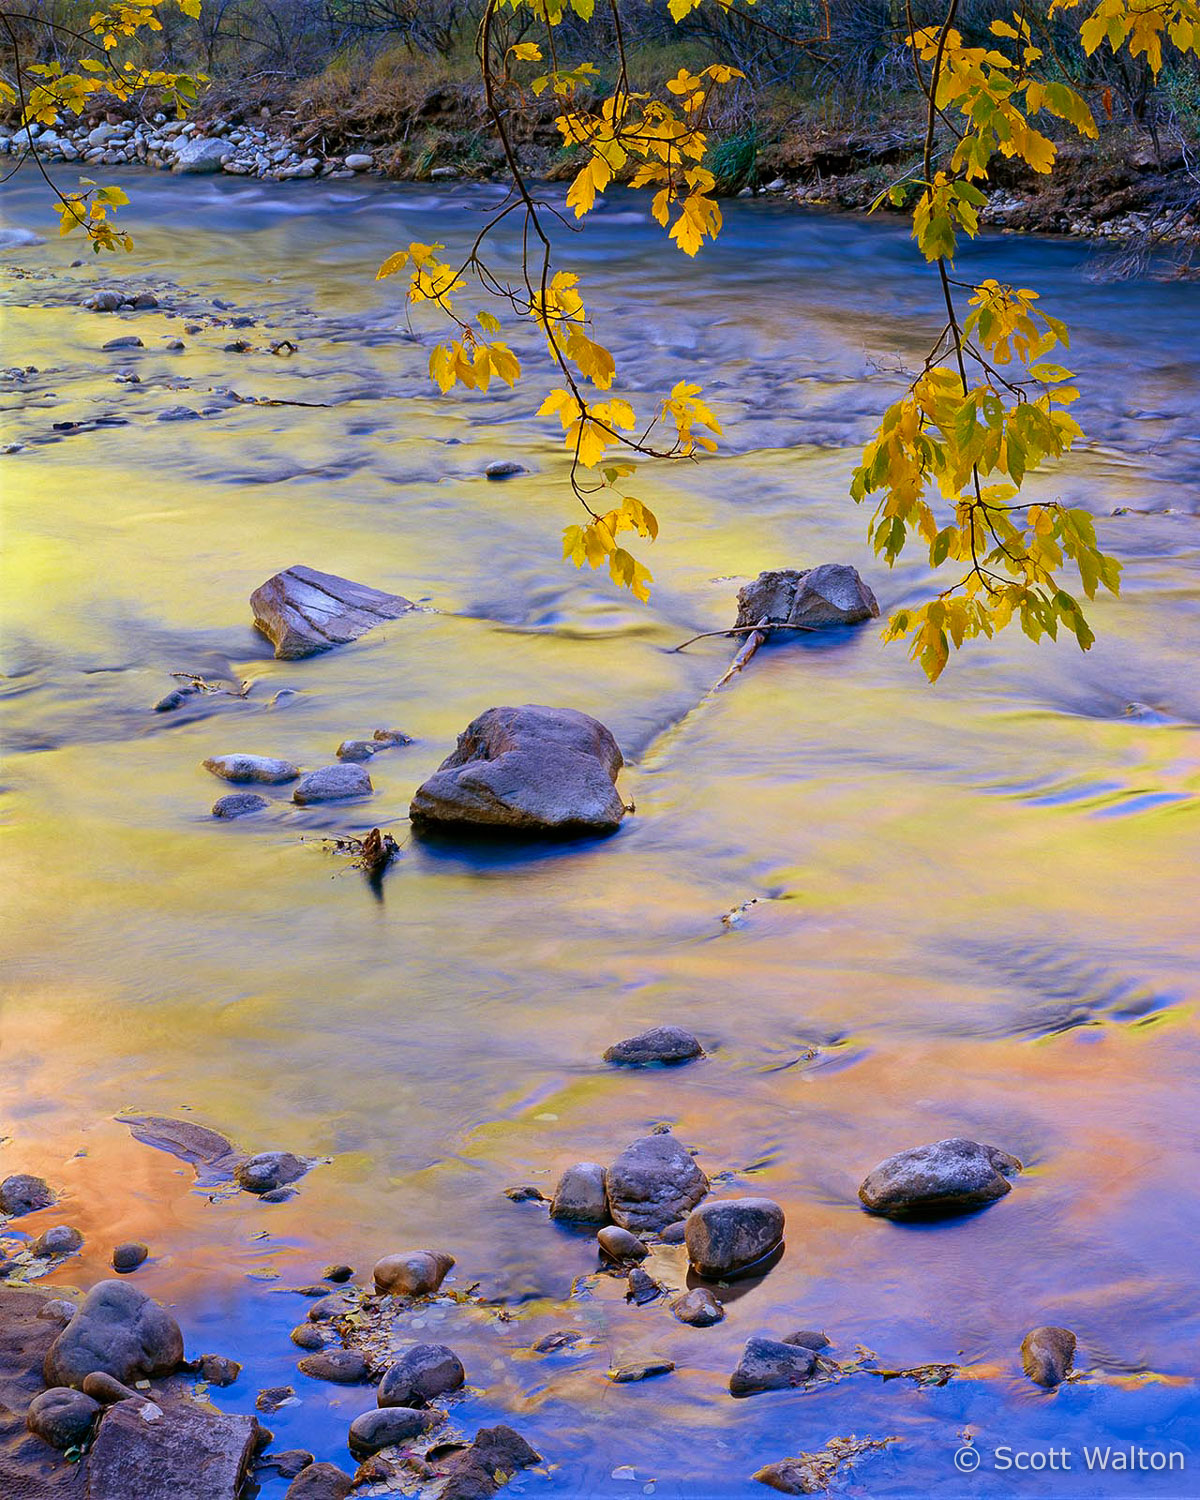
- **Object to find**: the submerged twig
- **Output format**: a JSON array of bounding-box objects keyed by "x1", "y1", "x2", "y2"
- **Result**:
[
  {"x1": 671, "y1": 621, "x2": 820, "y2": 653},
  {"x1": 714, "y1": 616, "x2": 770, "y2": 689}
]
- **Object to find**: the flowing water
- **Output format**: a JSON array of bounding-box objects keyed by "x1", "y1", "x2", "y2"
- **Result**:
[{"x1": 1, "y1": 171, "x2": 1198, "y2": 1496}]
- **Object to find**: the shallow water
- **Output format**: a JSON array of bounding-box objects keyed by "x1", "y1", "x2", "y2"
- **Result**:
[{"x1": 1, "y1": 171, "x2": 1197, "y2": 1496}]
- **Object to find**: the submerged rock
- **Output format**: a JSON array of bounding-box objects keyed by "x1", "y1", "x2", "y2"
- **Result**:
[
  {"x1": 410, "y1": 704, "x2": 625, "y2": 834},
  {"x1": 373, "y1": 1249, "x2": 455, "y2": 1297},
  {"x1": 26, "y1": 1386, "x2": 100, "y2": 1449},
  {"x1": 734, "y1": 565, "x2": 879, "y2": 631},
  {"x1": 236, "y1": 1151, "x2": 309, "y2": 1194},
  {"x1": 204, "y1": 753, "x2": 299, "y2": 785},
  {"x1": 1021, "y1": 1325, "x2": 1076, "y2": 1388},
  {"x1": 101, "y1": 335, "x2": 143, "y2": 351},
  {"x1": 297, "y1": 1348, "x2": 368, "y2": 1384},
  {"x1": 269, "y1": 1450, "x2": 315, "y2": 1479},
  {"x1": 44, "y1": 1280, "x2": 183, "y2": 1387},
  {"x1": 609, "y1": 1355, "x2": 674, "y2": 1383},
  {"x1": 858, "y1": 1138, "x2": 1022, "y2": 1218},
  {"x1": 485, "y1": 460, "x2": 526, "y2": 479},
  {"x1": 377, "y1": 1343, "x2": 464, "y2": 1407},
  {"x1": 199, "y1": 1353, "x2": 241, "y2": 1386},
  {"x1": 212, "y1": 791, "x2": 270, "y2": 819},
  {"x1": 284, "y1": 1463, "x2": 354, "y2": 1500},
  {"x1": 671, "y1": 1287, "x2": 725, "y2": 1327},
  {"x1": 729, "y1": 1337, "x2": 817, "y2": 1396},
  {"x1": 335, "y1": 739, "x2": 377, "y2": 762},
  {"x1": 0, "y1": 1173, "x2": 54, "y2": 1216},
  {"x1": 550, "y1": 1162, "x2": 609, "y2": 1224},
  {"x1": 439, "y1": 1426, "x2": 541, "y2": 1500},
  {"x1": 293, "y1": 765, "x2": 373, "y2": 804},
  {"x1": 30, "y1": 1225, "x2": 83, "y2": 1259},
  {"x1": 250, "y1": 564, "x2": 414, "y2": 660},
  {"x1": 606, "y1": 1132, "x2": 708, "y2": 1234},
  {"x1": 117, "y1": 1113, "x2": 242, "y2": 1186},
  {"x1": 373, "y1": 728, "x2": 413, "y2": 746},
  {"x1": 348, "y1": 1405, "x2": 443, "y2": 1459},
  {"x1": 685, "y1": 1198, "x2": 785, "y2": 1279},
  {"x1": 603, "y1": 1025, "x2": 703, "y2": 1066}
]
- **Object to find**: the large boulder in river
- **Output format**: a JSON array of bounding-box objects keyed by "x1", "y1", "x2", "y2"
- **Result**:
[
  {"x1": 44, "y1": 1281, "x2": 183, "y2": 1388},
  {"x1": 858, "y1": 1138, "x2": 1022, "y2": 1218},
  {"x1": 410, "y1": 705, "x2": 625, "y2": 834},
  {"x1": 0, "y1": 1173, "x2": 54, "y2": 1216},
  {"x1": 734, "y1": 565, "x2": 879, "y2": 631},
  {"x1": 250, "y1": 564, "x2": 414, "y2": 660},
  {"x1": 605, "y1": 1131, "x2": 708, "y2": 1234}
]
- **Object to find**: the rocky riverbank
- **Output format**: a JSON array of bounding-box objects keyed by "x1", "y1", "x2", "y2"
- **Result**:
[{"x1": 2, "y1": 107, "x2": 1197, "y2": 249}]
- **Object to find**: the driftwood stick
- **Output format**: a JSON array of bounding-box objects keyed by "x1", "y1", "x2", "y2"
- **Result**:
[
  {"x1": 671, "y1": 621, "x2": 819, "y2": 653},
  {"x1": 714, "y1": 616, "x2": 769, "y2": 689}
]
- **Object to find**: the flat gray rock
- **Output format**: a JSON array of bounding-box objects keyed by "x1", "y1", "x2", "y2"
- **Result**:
[
  {"x1": 606, "y1": 1132, "x2": 708, "y2": 1234},
  {"x1": 171, "y1": 136, "x2": 230, "y2": 173},
  {"x1": 684, "y1": 1198, "x2": 784, "y2": 1279},
  {"x1": 117, "y1": 1115, "x2": 243, "y2": 1187},
  {"x1": 293, "y1": 765, "x2": 372, "y2": 804},
  {"x1": 44, "y1": 1281, "x2": 183, "y2": 1388},
  {"x1": 204, "y1": 754, "x2": 299, "y2": 785},
  {"x1": 858, "y1": 1138, "x2": 1022, "y2": 1218},
  {"x1": 729, "y1": 1336, "x2": 817, "y2": 1396},
  {"x1": 735, "y1": 564, "x2": 879, "y2": 631},
  {"x1": 603, "y1": 1025, "x2": 703, "y2": 1066},
  {"x1": 410, "y1": 704, "x2": 625, "y2": 834},
  {"x1": 250, "y1": 564, "x2": 414, "y2": 660},
  {"x1": 86, "y1": 1398, "x2": 258, "y2": 1499}
]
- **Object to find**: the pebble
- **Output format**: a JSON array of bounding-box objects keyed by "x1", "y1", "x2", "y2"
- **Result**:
[
  {"x1": 344, "y1": 154, "x2": 374, "y2": 171},
  {"x1": 112, "y1": 1241, "x2": 149, "y2": 1272},
  {"x1": 199, "y1": 1353, "x2": 242, "y2": 1385},
  {"x1": 597, "y1": 1226, "x2": 647, "y2": 1262},
  {"x1": 31, "y1": 1225, "x2": 84, "y2": 1258},
  {"x1": 212, "y1": 792, "x2": 270, "y2": 819},
  {"x1": 377, "y1": 1343, "x2": 465, "y2": 1406},
  {"x1": 373, "y1": 1249, "x2": 455, "y2": 1297},
  {"x1": 268, "y1": 1449, "x2": 314, "y2": 1479},
  {"x1": 204, "y1": 754, "x2": 300, "y2": 785},
  {"x1": 26, "y1": 1388, "x2": 101, "y2": 1450},
  {"x1": 608, "y1": 1356, "x2": 674, "y2": 1383},
  {"x1": 550, "y1": 1161, "x2": 609, "y2": 1223},
  {"x1": 348, "y1": 1405, "x2": 442, "y2": 1459},
  {"x1": 237, "y1": 1151, "x2": 309, "y2": 1194},
  {"x1": 1021, "y1": 1325, "x2": 1076, "y2": 1388},
  {"x1": 335, "y1": 739, "x2": 377, "y2": 762},
  {"x1": 297, "y1": 1349, "x2": 369, "y2": 1384},
  {"x1": 729, "y1": 1337, "x2": 816, "y2": 1396},
  {"x1": 671, "y1": 1288, "x2": 725, "y2": 1327},
  {"x1": 0, "y1": 1173, "x2": 55, "y2": 1215},
  {"x1": 293, "y1": 764, "x2": 373, "y2": 804},
  {"x1": 603, "y1": 1025, "x2": 704, "y2": 1066},
  {"x1": 531, "y1": 1328, "x2": 583, "y2": 1353}
]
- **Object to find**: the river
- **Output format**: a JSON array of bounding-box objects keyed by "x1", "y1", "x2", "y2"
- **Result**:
[{"x1": 1, "y1": 171, "x2": 1197, "y2": 1495}]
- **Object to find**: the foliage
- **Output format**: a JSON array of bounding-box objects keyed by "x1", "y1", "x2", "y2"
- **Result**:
[
  {"x1": 373, "y1": 0, "x2": 1196, "y2": 677},
  {"x1": 0, "y1": 0, "x2": 203, "y2": 249}
]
